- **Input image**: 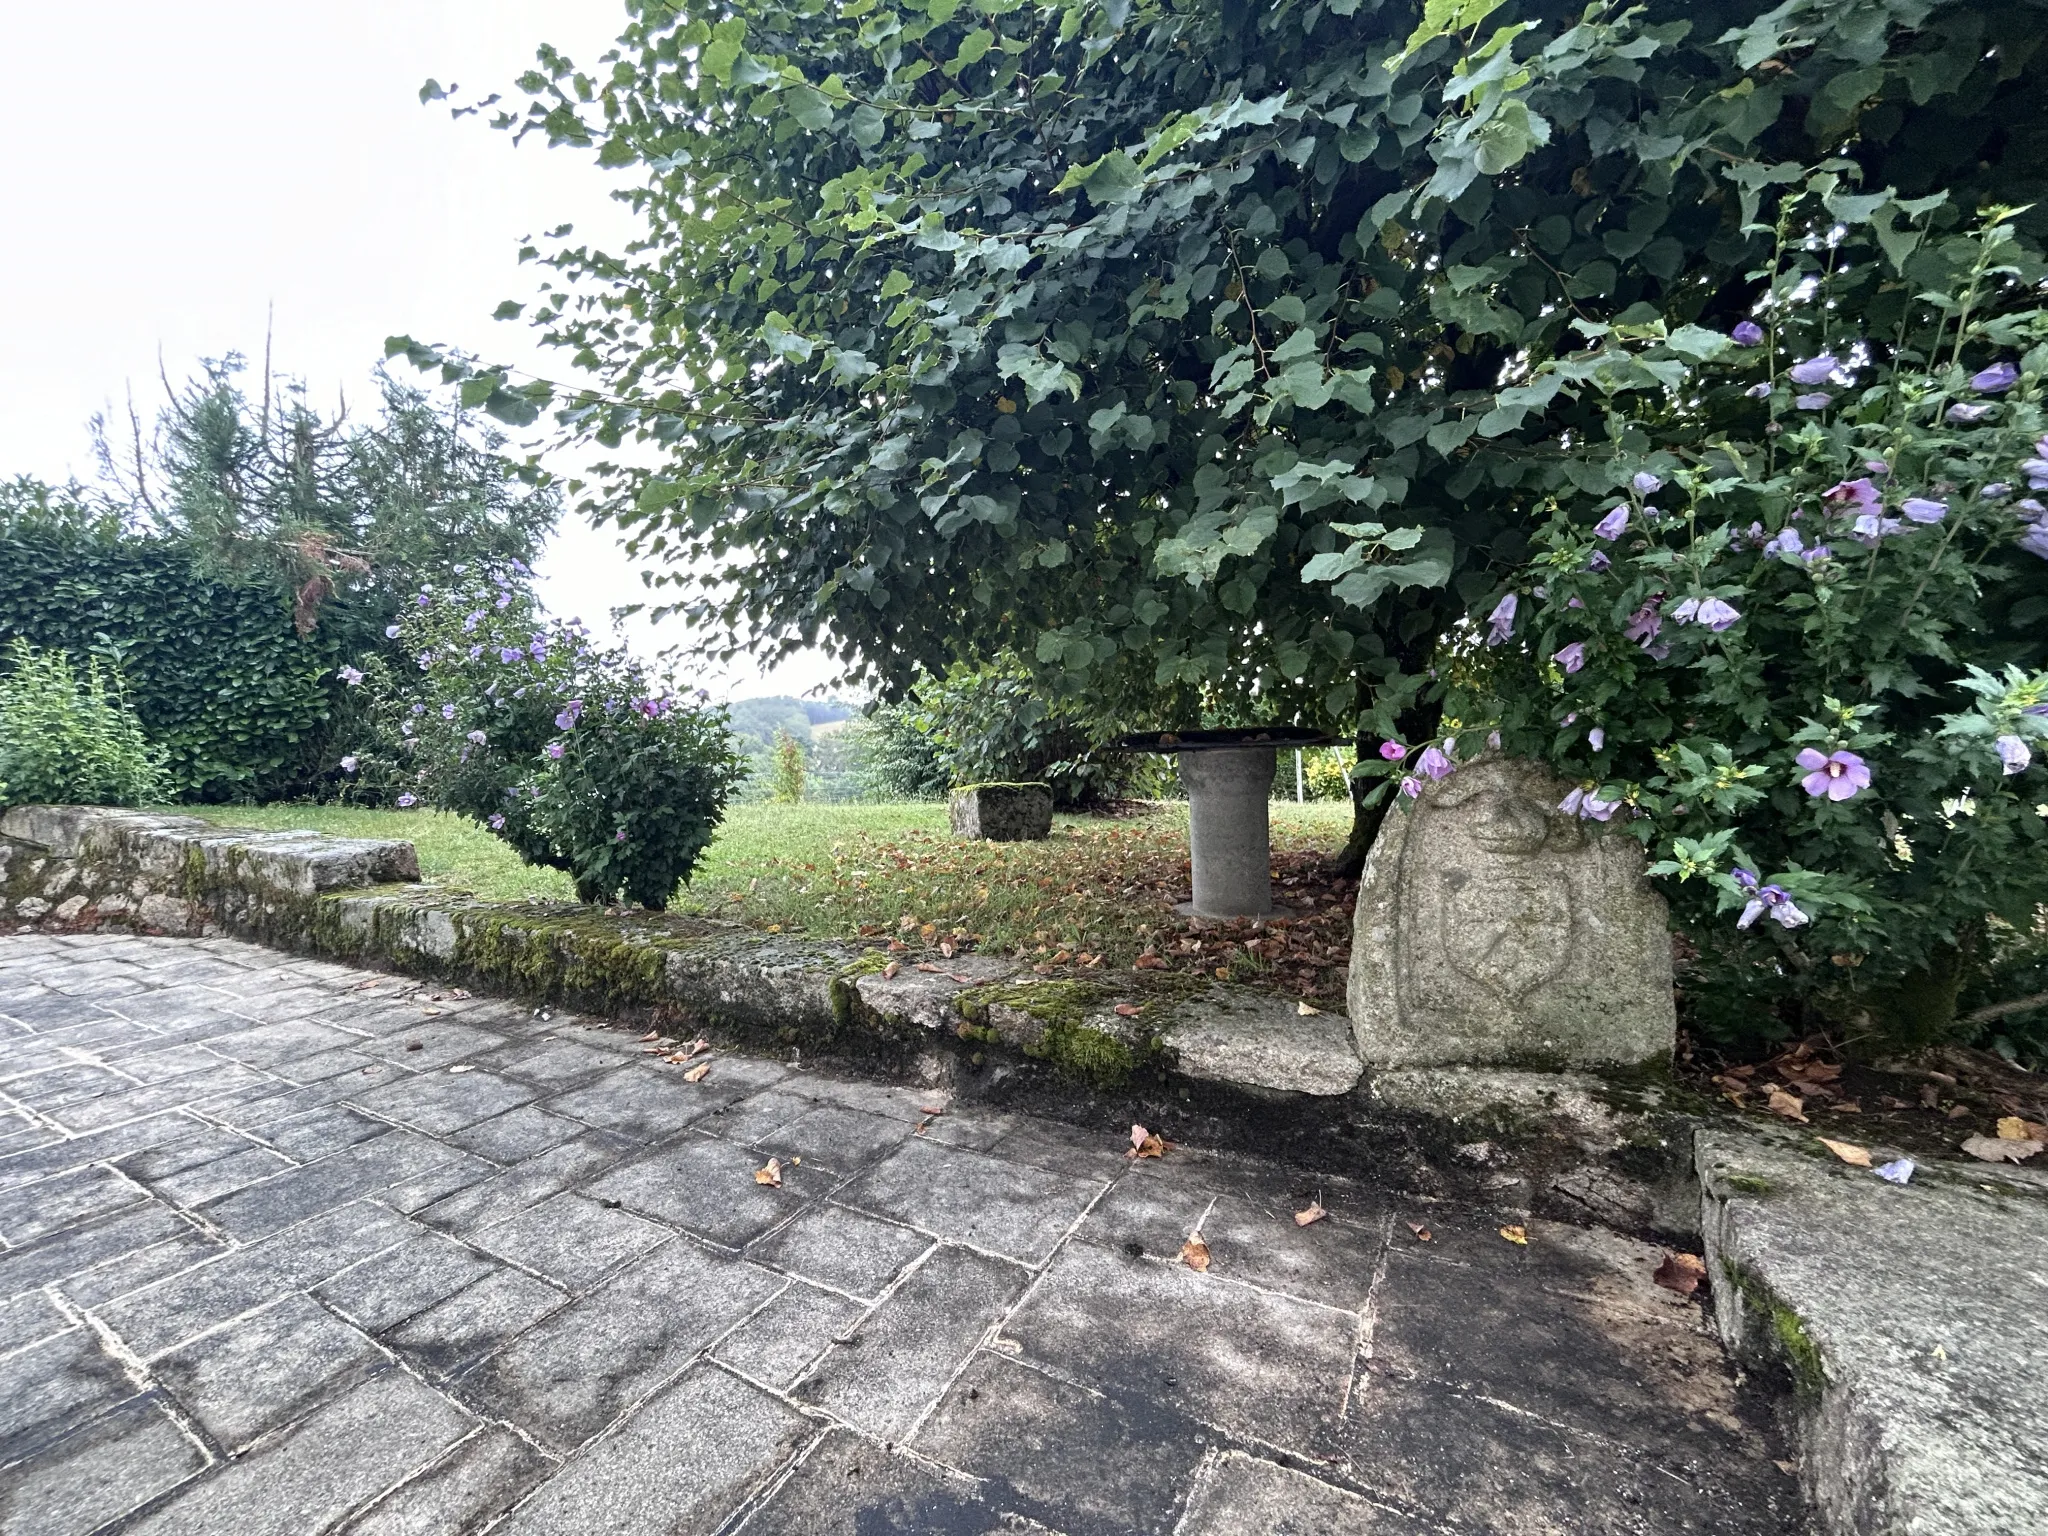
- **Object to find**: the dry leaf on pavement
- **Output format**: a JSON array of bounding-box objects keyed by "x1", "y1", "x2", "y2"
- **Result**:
[
  {"x1": 1113, "y1": 1003, "x2": 1143, "y2": 1017},
  {"x1": 638, "y1": 1030, "x2": 661, "y2": 1042},
  {"x1": 1499, "y1": 1225, "x2": 1528, "y2": 1246},
  {"x1": 1294, "y1": 1202, "x2": 1327, "y2": 1227},
  {"x1": 1296, "y1": 1000, "x2": 1322, "y2": 1016},
  {"x1": 1406, "y1": 1221, "x2": 1432, "y2": 1243},
  {"x1": 1961, "y1": 1133, "x2": 2043, "y2": 1163},
  {"x1": 1134, "y1": 954, "x2": 1167, "y2": 970},
  {"x1": 1180, "y1": 1234, "x2": 1211, "y2": 1271},
  {"x1": 755, "y1": 1157, "x2": 783, "y2": 1187},
  {"x1": 1997, "y1": 1116, "x2": 2048, "y2": 1141},
  {"x1": 1818, "y1": 1138, "x2": 1872, "y2": 1167},
  {"x1": 1128, "y1": 1124, "x2": 1167, "y2": 1159},
  {"x1": 682, "y1": 1061, "x2": 711, "y2": 1083},
  {"x1": 882, "y1": 961, "x2": 901, "y2": 979},
  {"x1": 1766, "y1": 1087, "x2": 1810, "y2": 1123},
  {"x1": 447, "y1": 1064, "x2": 475, "y2": 1075},
  {"x1": 1653, "y1": 1251, "x2": 1708, "y2": 1295}
]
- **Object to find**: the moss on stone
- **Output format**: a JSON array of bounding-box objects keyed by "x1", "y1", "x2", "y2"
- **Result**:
[
  {"x1": 1724, "y1": 1259, "x2": 1825, "y2": 1401},
  {"x1": 1723, "y1": 1172, "x2": 1776, "y2": 1197},
  {"x1": 955, "y1": 977, "x2": 1099, "y2": 1031},
  {"x1": 1025, "y1": 1020, "x2": 1140, "y2": 1090}
]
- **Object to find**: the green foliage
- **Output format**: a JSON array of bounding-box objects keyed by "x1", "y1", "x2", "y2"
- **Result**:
[
  {"x1": 883, "y1": 664, "x2": 1143, "y2": 808},
  {"x1": 0, "y1": 640, "x2": 164, "y2": 809},
  {"x1": 357, "y1": 575, "x2": 749, "y2": 909},
  {"x1": 408, "y1": 0, "x2": 2048, "y2": 747},
  {"x1": 770, "y1": 728, "x2": 807, "y2": 803},
  {"x1": 1352, "y1": 192, "x2": 2048, "y2": 1051},
  {"x1": 0, "y1": 485, "x2": 344, "y2": 800}
]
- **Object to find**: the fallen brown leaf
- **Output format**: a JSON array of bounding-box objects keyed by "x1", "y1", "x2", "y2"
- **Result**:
[
  {"x1": 940, "y1": 940, "x2": 956, "y2": 959},
  {"x1": 1213, "y1": 966, "x2": 1231, "y2": 980},
  {"x1": 1962, "y1": 1133, "x2": 2043, "y2": 1163},
  {"x1": 1180, "y1": 1234, "x2": 1211, "y2": 1272},
  {"x1": 1997, "y1": 1116, "x2": 2048, "y2": 1141},
  {"x1": 639, "y1": 1030, "x2": 661, "y2": 1042},
  {"x1": 1766, "y1": 1087, "x2": 1810, "y2": 1124},
  {"x1": 1296, "y1": 1000, "x2": 1322, "y2": 1015},
  {"x1": 1653, "y1": 1251, "x2": 1708, "y2": 1296},
  {"x1": 1128, "y1": 1123, "x2": 1167, "y2": 1159},
  {"x1": 1818, "y1": 1138, "x2": 1872, "y2": 1167},
  {"x1": 1294, "y1": 1202, "x2": 1327, "y2": 1227},
  {"x1": 1134, "y1": 955, "x2": 1167, "y2": 970},
  {"x1": 1113, "y1": 1003, "x2": 1143, "y2": 1018},
  {"x1": 754, "y1": 1157, "x2": 783, "y2": 1187},
  {"x1": 682, "y1": 1061, "x2": 711, "y2": 1083},
  {"x1": 1406, "y1": 1221, "x2": 1432, "y2": 1243},
  {"x1": 919, "y1": 1105, "x2": 946, "y2": 1116},
  {"x1": 1499, "y1": 1225, "x2": 1528, "y2": 1246},
  {"x1": 882, "y1": 961, "x2": 901, "y2": 979},
  {"x1": 916, "y1": 961, "x2": 943, "y2": 973}
]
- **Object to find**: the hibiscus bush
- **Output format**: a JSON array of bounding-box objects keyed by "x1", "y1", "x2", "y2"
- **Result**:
[
  {"x1": 1353, "y1": 181, "x2": 2048, "y2": 1055},
  {"x1": 340, "y1": 571, "x2": 746, "y2": 909}
]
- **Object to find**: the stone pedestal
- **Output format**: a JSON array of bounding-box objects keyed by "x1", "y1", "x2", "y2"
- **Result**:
[
  {"x1": 1178, "y1": 747, "x2": 1279, "y2": 919},
  {"x1": 1347, "y1": 757, "x2": 1674, "y2": 1068},
  {"x1": 949, "y1": 783, "x2": 1053, "y2": 842}
]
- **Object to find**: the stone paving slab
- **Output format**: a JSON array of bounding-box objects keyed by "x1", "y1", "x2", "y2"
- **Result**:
[{"x1": 0, "y1": 934, "x2": 1807, "y2": 1533}]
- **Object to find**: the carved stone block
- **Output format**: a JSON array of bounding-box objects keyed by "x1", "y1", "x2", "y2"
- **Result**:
[{"x1": 1347, "y1": 757, "x2": 1675, "y2": 1068}]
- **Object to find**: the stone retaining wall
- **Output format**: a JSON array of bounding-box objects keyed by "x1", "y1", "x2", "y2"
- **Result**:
[{"x1": 0, "y1": 805, "x2": 1700, "y2": 1235}]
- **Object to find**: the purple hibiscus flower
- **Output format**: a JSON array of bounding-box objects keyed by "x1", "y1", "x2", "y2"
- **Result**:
[
  {"x1": 1399, "y1": 777, "x2": 1421, "y2": 798},
  {"x1": 1731, "y1": 867, "x2": 1759, "y2": 893},
  {"x1": 1379, "y1": 740, "x2": 1406, "y2": 761},
  {"x1": 1697, "y1": 598, "x2": 1741, "y2": 630},
  {"x1": 338, "y1": 665, "x2": 365, "y2": 686},
  {"x1": 1901, "y1": 498, "x2": 1947, "y2": 524},
  {"x1": 1554, "y1": 641, "x2": 1587, "y2": 674},
  {"x1": 1802, "y1": 544, "x2": 1834, "y2": 564},
  {"x1": 488, "y1": 813, "x2": 506, "y2": 830},
  {"x1": 1594, "y1": 506, "x2": 1629, "y2": 541},
  {"x1": 466, "y1": 729, "x2": 487, "y2": 745},
  {"x1": 1623, "y1": 599, "x2": 1663, "y2": 648},
  {"x1": 440, "y1": 703, "x2": 457, "y2": 720},
  {"x1": 384, "y1": 624, "x2": 402, "y2": 639},
  {"x1": 339, "y1": 755, "x2": 358, "y2": 773},
  {"x1": 1970, "y1": 361, "x2": 2019, "y2": 394},
  {"x1": 2023, "y1": 526, "x2": 2048, "y2": 560},
  {"x1": 396, "y1": 793, "x2": 418, "y2": 808},
  {"x1": 545, "y1": 742, "x2": 565, "y2": 761},
  {"x1": 1853, "y1": 513, "x2": 1906, "y2": 544},
  {"x1": 1486, "y1": 593, "x2": 1518, "y2": 646},
  {"x1": 1417, "y1": 745, "x2": 1455, "y2": 781},
  {"x1": 1797, "y1": 748, "x2": 1871, "y2": 801},
  {"x1": 555, "y1": 699, "x2": 585, "y2": 730},
  {"x1": 1793, "y1": 392, "x2": 1833, "y2": 411},
  {"x1": 1738, "y1": 884, "x2": 1808, "y2": 930},
  {"x1": 1763, "y1": 527, "x2": 1803, "y2": 557},
  {"x1": 1632, "y1": 471, "x2": 1663, "y2": 494},
  {"x1": 1823, "y1": 479, "x2": 1880, "y2": 512},
  {"x1": 1731, "y1": 321, "x2": 1764, "y2": 346},
  {"x1": 1997, "y1": 735, "x2": 2032, "y2": 775},
  {"x1": 1981, "y1": 483, "x2": 2012, "y2": 499},
  {"x1": 498, "y1": 647, "x2": 523, "y2": 664},
  {"x1": 1588, "y1": 727, "x2": 1605, "y2": 751},
  {"x1": 1744, "y1": 382, "x2": 1772, "y2": 399},
  {"x1": 1586, "y1": 549, "x2": 1612, "y2": 573},
  {"x1": 1788, "y1": 354, "x2": 1838, "y2": 386},
  {"x1": 1947, "y1": 402, "x2": 1995, "y2": 425}
]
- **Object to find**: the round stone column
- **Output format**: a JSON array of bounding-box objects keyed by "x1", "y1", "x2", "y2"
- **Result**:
[{"x1": 1177, "y1": 746, "x2": 1279, "y2": 919}]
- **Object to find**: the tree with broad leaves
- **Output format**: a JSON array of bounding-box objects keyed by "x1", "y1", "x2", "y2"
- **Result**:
[{"x1": 396, "y1": 0, "x2": 2048, "y2": 870}]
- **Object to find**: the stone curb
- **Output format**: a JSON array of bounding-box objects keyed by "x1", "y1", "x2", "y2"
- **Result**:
[
  {"x1": 1697, "y1": 1126, "x2": 2048, "y2": 1536},
  {"x1": 1, "y1": 805, "x2": 1701, "y2": 1234}
]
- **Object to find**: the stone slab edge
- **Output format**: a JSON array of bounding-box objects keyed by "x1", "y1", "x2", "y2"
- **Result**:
[{"x1": 1696, "y1": 1125, "x2": 2048, "y2": 1536}]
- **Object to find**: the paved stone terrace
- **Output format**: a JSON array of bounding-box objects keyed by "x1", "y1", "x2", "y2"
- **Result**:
[{"x1": 0, "y1": 933, "x2": 1806, "y2": 1534}]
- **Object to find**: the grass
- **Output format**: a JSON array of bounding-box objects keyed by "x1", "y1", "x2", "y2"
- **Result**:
[{"x1": 172, "y1": 798, "x2": 1362, "y2": 1004}]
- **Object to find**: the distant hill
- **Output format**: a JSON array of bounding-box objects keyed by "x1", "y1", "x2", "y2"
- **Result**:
[{"x1": 725, "y1": 695, "x2": 860, "y2": 750}]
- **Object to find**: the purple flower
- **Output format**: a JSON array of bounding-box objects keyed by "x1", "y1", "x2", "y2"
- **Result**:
[
  {"x1": 1874, "y1": 1159, "x2": 1915, "y2": 1186},
  {"x1": 338, "y1": 665, "x2": 365, "y2": 686},
  {"x1": 1797, "y1": 748, "x2": 1871, "y2": 801},
  {"x1": 410, "y1": 702, "x2": 426, "y2": 716},
  {"x1": 339, "y1": 755, "x2": 359, "y2": 773},
  {"x1": 1558, "y1": 787, "x2": 1585, "y2": 816},
  {"x1": 614, "y1": 829, "x2": 628, "y2": 843},
  {"x1": 466, "y1": 729, "x2": 487, "y2": 745},
  {"x1": 384, "y1": 624, "x2": 402, "y2": 639},
  {"x1": 1793, "y1": 392, "x2": 1833, "y2": 411},
  {"x1": 1731, "y1": 867, "x2": 1759, "y2": 893},
  {"x1": 1981, "y1": 483, "x2": 2011, "y2": 499},
  {"x1": 1946, "y1": 402, "x2": 1995, "y2": 425},
  {"x1": 396, "y1": 793, "x2": 417, "y2": 808},
  {"x1": 1585, "y1": 550, "x2": 1611, "y2": 574},
  {"x1": 417, "y1": 652, "x2": 434, "y2": 672},
  {"x1": 1581, "y1": 792, "x2": 1620, "y2": 822},
  {"x1": 1744, "y1": 382, "x2": 1771, "y2": 399},
  {"x1": 1731, "y1": 321, "x2": 1764, "y2": 346},
  {"x1": 488, "y1": 813, "x2": 506, "y2": 830},
  {"x1": 2023, "y1": 526, "x2": 2048, "y2": 560},
  {"x1": 1901, "y1": 498, "x2": 1946, "y2": 525},
  {"x1": 1764, "y1": 527, "x2": 1803, "y2": 557},
  {"x1": 467, "y1": 645, "x2": 483, "y2": 660},
  {"x1": 1738, "y1": 884, "x2": 1808, "y2": 930},
  {"x1": 1399, "y1": 777, "x2": 1421, "y2": 798},
  {"x1": 1623, "y1": 600, "x2": 1663, "y2": 648},
  {"x1": 1822, "y1": 479, "x2": 1878, "y2": 513},
  {"x1": 1970, "y1": 361, "x2": 2019, "y2": 394},
  {"x1": 1554, "y1": 641, "x2": 1587, "y2": 674},
  {"x1": 1669, "y1": 597, "x2": 1700, "y2": 625},
  {"x1": 1486, "y1": 593, "x2": 1518, "y2": 647},
  {"x1": 415, "y1": 593, "x2": 431, "y2": 607},
  {"x1": 555, "y1": 699, "x2": 585, "y2": 730},
  {"x1": 440, "y1": 703, "x2": 457, "y2": 720},
  {"x1": 463, "y1": 611, "x2": 484, "y2": 631},
  {"x1": 496, "y1": 592, "x2": 512, "y2": 609},
  {"x1": 1867, "y1": 460, "x2": 1891, "y2": 478},
  {"x1": 2021, "y1": 499, "x2": 2047, "y2": 516},
  {"x1": 545, "y1": 742, "x2": 565, "y2": 760},
  {"x1": 1379, "y1": 740, "x2": 1406, "y2": 761},
  {"x1": 1418, "y1": 745, "x2": 1455, "y2": 781},
  {"x1": 1696, "y1": 598, "x2": 1741, "y2": 631},
  {"x1": 499, "y1": 647, "x2": 523, "y2": 663},
  {"x1": 1852, "y1": 513, "x2": 1905, "y2": 544},
  {"x1": 1594, "y1": 506, "x2": 1629, "y2": 542},
  {"x1": 1997, "y1": 735, "x2": 2032, "y2": 775},
  {"x1": 1803, "y1": 544, "x2": 1834, "y2": 564},
  {"x1": 1788, "y1": 354, "x2": 1838, "y2": 386},
  {"x1": 1632, "y1": 471, "x2": 1663, "y2": 494},
  {"x1": 1588, "y1": 727, "x2": 1605, "y2": 751}
]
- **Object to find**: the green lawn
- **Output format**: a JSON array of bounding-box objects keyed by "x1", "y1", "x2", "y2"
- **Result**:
[{"x1": 173, "y1": 798, "x2": 1360, "y2": 1002}]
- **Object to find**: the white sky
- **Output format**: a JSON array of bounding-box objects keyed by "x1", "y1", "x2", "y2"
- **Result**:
[{"x1": 0, "y1": 0, "x2": 842, "y2": 702}]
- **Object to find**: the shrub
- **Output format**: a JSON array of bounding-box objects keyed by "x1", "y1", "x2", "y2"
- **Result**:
[
  {"x1": 347, "y1": 574, "x2": 747, "y2": 908},
  {"x1": 1355, "y1": 188, "x2": 2048, "y2": 1054},
  {"x1": 0, "y1": 640, "x2": 164, "y2": 809},
  {"x1": 769, "y1": 730, "x2": 806, "y2": 804}
]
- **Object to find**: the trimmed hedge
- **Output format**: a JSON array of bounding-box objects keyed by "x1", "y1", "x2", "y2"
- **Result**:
[{"x1": 0, "y1": 525, "x2": 346, "y2": 801}]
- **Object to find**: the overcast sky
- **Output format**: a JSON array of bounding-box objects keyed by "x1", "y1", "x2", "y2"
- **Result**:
[{"x1": 0, "y1": 0, "x2": 841, "y2": 701}]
